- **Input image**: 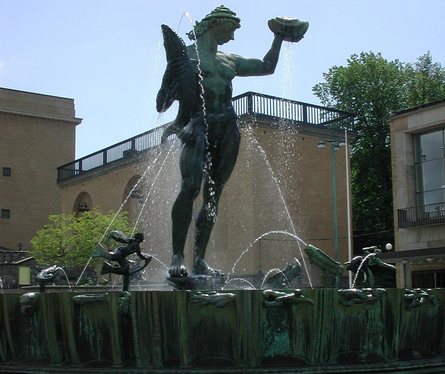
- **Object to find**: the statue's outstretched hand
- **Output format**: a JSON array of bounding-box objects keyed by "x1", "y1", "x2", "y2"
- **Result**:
[{"x1": 268, "y1": 17, "x2": 309, "y2": 43}]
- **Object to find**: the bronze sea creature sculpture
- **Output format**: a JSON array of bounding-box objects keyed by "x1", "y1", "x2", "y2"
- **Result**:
[
  {"x1": 156, "y1": 24, "x2": 200, "y2": 143},
  {"x1": 305, "y1": 244, "x2": 344, "y2": 275}
]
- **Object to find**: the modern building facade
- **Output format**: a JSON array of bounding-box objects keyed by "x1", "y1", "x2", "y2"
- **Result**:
[
  {"x1": 384, "y1": 100, "x2": 445, "y2": 288},
  {"x1": 0, "y1": 88, "x2": 82, "y2": 251}
]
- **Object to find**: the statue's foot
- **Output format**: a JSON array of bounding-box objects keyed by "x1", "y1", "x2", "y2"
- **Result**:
[
  {"x1": 169, "y1": 254, "x2": 188, "y2": 277},
  {"x1": 192, "y1": 258, "x2": 222, "y2": 277}
]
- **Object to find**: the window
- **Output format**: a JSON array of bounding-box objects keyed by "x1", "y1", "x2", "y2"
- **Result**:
[
  {"x1": 1, "y1": 209, "x2": 10, "y2": 219},
  {"x1": 2, "y1": 167, "x2": 11, "y2": 177},
  {"x1": 414, "y1": 128, "x2": 445, "y2": 207},
  {"x1": 412, "y1": 270, "x2": 445, "y2": 288}
]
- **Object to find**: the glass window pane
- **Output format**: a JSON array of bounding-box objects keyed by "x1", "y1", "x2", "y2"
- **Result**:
[
  {"x1": 2, "y1": 167, "x2": 11, "y2": 177},
  {"x1": 424, "y1": 189, "x2": 445, "y2": 205},
  {"x1": 422, "y1": 159, "x2": 444, "y2": 191},
  {"x1": 414, "y1": 163, "x2": 423, "y2": 192},
  {"x1": 420, "y1": 130, "x2": 443, "y2": 161},
  {"x1": 1, "y1": 209, "x2": 10, "y2": 219}
]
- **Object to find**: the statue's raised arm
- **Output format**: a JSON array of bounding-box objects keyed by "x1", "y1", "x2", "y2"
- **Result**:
[{"x1": 235, "y1": 17, "x2": 309, "y2": 77}]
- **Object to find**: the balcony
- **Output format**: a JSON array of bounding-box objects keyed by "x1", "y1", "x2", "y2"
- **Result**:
[
  {"x1": 57, "y1": 92, "x2": 355, "y2": 183},
  {"x1": 398, "y1": 202, "x2": 445, "y2": 228},
  {"x1": 232, "y1": 91, "x2": 355, "y2": 129},
  {"x1": 57, "y1": 126, "x2": 164, "y2": 182}
]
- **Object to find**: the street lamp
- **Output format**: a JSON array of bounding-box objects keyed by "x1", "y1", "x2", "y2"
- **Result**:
[{"x1": 317, "y1": 137, "x2": 348, "y2": 287}]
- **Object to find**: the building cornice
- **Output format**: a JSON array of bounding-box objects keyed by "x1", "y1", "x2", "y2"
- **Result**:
[{"x1": 0, "y1": 108, "x2": 82, "y2": 125}]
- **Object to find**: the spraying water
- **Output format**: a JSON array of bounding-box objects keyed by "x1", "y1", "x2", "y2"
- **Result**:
[
  {"x1": 231, "y1": 230, "x2": 307, "y2": 274},
  {"x1": 223, "y1": 278, "x2": 256, "y2": 290},
  {"x1": 131, "y1": 141, "x2": 176, "y2": 234},
  {"x1": 260, "y1": 268, "x2": 292, "y2": 289},
  {"x1": 351, "y1": 253, "x2": 376, "y2": 288},
  {"x1": 244, "y1": 134, "x2": 313, "y2": 287},
  {"x1": 75, "y1": 146, "x2": 168, "y2": 286}
]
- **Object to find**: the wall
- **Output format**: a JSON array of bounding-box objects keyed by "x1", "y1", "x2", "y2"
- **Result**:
[
  {"x1": 0, "y1": 88, "x2": 81, "y2": 250},
  {"x1": 390, "y1": 101, "x2": 445, "y2": 287},
  {"x1": 391, "y1": 102, "x2": 445, "y2": 252}
]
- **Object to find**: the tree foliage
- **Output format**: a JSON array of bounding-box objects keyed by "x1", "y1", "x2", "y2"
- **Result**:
[
  {"x1": 30, "y1": 210, "x2": 134, "y2": 267},
  {"x1": 313, "y1": 51, "x2": 445, "y2": 250},
  {"x1": 405, "y1": 51, "x2": 445, "y2": 106}
]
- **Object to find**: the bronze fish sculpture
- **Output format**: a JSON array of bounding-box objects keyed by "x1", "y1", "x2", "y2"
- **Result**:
[
  {"x1": 304, "y1": 244, "x2": 344, "y2": 276},
  {"x1": 156, "y1": 24, "x2": 200, "y2": 143}
]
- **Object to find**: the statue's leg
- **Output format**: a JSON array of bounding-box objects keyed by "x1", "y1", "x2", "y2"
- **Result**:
[
  {"x1": 193, "y1": 124, "x2": 240, "y2": 275},
  {"x1": 169, "y1": 134, "x2": 206, "y2": 277},
  {"x1": 192, "y1": 179, "x2": 224, "y2": 275},
  {"x1": 109, "y1": 258, "x2": 129, "y2": 275},
  {"x1": 122, "y1": 274, "x2": 130, "y2": 292}
]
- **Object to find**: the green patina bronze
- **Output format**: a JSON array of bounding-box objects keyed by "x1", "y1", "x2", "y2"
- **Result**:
[
  {"x1": 91, "y1": 231, "x2": 152, "y2": 291},
  {"x1": 1, "y1": 289, "x2": 445, "y2": 371},
  {"x1": 305, "y1": 244, "x2": 344, "y2": 286},
  {"x1": 345, "y1": 246, "x2": 396, "y2": 287},
  {"x1": 305, "y1": 244, "x2": 396, "y2": 288},
  {"x1": 157, "y1": 6, "x2": 309, "y2": 283}
]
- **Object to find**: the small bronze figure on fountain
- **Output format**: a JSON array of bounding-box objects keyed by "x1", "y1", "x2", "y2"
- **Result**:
[{"x1": 92, "y1": 231, "x2": 152, "y2": 291}]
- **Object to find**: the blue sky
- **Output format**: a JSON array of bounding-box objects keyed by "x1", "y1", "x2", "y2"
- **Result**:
[{"x1": 1, "y1": 0, "x2": 444, "y2": 158}]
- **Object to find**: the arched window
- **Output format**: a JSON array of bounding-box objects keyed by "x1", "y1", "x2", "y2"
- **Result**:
[{"x1": 73, "y1": 192, "x2": 93, "y2": 216}]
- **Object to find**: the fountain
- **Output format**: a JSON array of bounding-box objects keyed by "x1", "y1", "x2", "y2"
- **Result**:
[{"x1": 1, "y1": 6, "x2": 444, "y2": 373}]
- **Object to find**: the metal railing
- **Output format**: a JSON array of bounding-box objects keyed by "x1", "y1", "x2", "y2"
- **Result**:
[
  {"x1": 57, "y1": 92, "x2": 355, "y2": 183},
  {"x1": 398, "y1": 201, "x2": 445, "y2": 228},
  {"x1": 57, "y1": 126, "x2": 164, "y2": 182},
  {"x1": 232, "y1": 91, "x2": 355, "y2": 130}
]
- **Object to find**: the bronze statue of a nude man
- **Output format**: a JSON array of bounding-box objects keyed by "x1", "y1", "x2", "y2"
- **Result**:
[{"x1": 165, "y1": 6, "x2": 303, "y2": 277}]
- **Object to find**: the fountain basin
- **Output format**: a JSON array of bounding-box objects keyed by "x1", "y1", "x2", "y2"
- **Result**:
[{"x1": 0, "y1": 288, "x2": 444, "y2": 372}]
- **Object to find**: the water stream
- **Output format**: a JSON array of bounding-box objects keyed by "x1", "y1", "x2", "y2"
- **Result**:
[
  {"x1": 260, "y1": 268, "x2": 292, "y2": 289},
  {"x1": 231, "y1": 230, "x2": 307, "y2": 273},
  {"x1": 75, "y1": 145, "x2": 170, "y2": 286},
  {"x1": 351, "y1": 253, "x2": 376, "y2": 288},
  {"x1": 236, "y1": 131, "x2": 313, "y2": 287}
]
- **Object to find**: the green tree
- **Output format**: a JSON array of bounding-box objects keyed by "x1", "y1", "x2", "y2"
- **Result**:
[
  {"x1": 405, "y1": 51, "x2": 445, "y2": 106},
  {"x1": 30, "y1": 210, "x2": 134, "y2": 267},
  {"x1": 313, "y1": 52, "x2": 445, "y2": 251}
]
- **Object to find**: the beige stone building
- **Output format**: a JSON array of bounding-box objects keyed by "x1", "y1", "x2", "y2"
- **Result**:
[
  {"x1": 0, "y1": 88, "x2": 81, "y2": 251},
  {"x1": 57, "y1": 92, "x2": 354, "y2": 286},
  {"x1": 382, "y1": 100, "x2": 445, "y2": 288}
]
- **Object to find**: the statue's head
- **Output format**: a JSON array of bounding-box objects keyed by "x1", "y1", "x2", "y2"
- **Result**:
[
  {"x1": 187, "y1": 5, "x2": 241, "y2": 41},
  {"x1": 133, "y1": 232, "x2": 144, "y2": 242}
]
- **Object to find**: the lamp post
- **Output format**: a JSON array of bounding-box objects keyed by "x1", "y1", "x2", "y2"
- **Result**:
[{"x1": 317, "y1": 138, "x2": 347, "y2": 287}]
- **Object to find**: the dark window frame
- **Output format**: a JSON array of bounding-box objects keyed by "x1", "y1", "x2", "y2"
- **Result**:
[
  {"x1": 414, "y1": 128, "x2": 445, "y2": 207},
  {"x1": 1, "y1": 209, "x2": 11, "y2": 219},
  {"x1": 2, "y1": 167, "x2": 11, "y2": 177}
]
